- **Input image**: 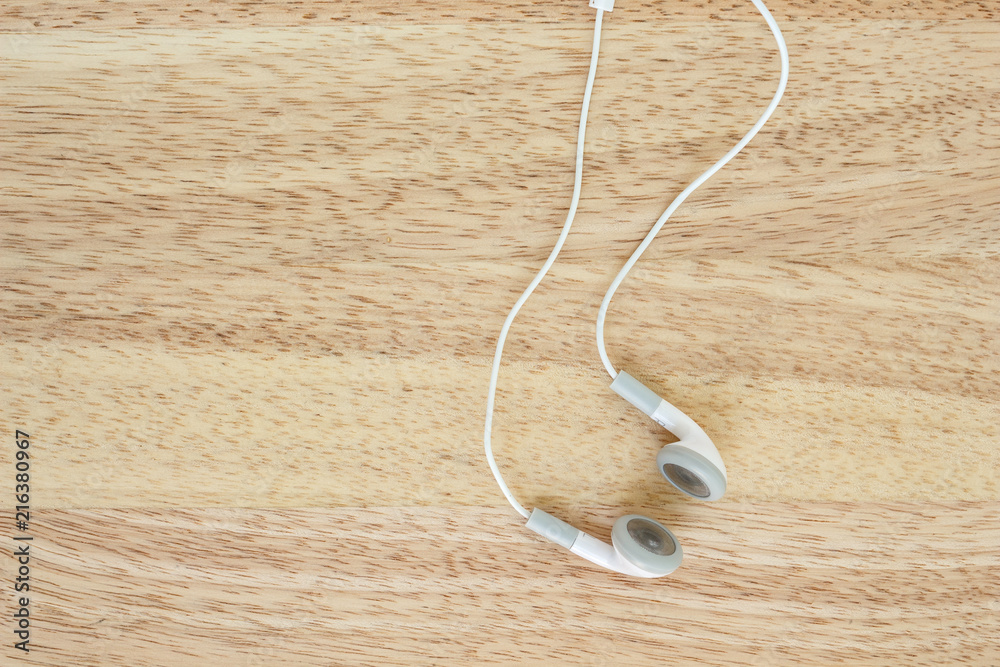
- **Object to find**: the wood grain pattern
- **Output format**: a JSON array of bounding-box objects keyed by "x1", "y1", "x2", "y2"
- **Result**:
[{"x1": 1, "y1": 0, "x2": 998, "y2": 664}]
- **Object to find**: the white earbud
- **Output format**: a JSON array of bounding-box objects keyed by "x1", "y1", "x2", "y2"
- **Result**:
[
  {"x1": 611, "y1": 371, "x2": 727, "y2": 501},
  {"x1": 521, "y1": 371, "x2": 720, "y2": 577},
  {"x1": 525, "y1": 508, "x2": 682, "y2": 578}
]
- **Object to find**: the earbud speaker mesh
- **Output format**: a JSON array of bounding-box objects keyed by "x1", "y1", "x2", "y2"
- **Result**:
[
  {"x1": 626, "y1": 517, "x2": 676, "y2": 556},
  {"x1": 662, "y1": 463, "x2": 711, "y2": 498}
]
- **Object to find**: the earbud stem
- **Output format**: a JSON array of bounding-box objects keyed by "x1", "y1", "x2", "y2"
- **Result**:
[
  {"x1": 570, "y1": 531, "x2": 654, "y2": 577},
  {"x1": 611, "y1": 371, "x2": 726, "y2": 478},
  {"x1": 524, "y1": 507, "x2": 580, "y2": 549},
  {"x1": 609, "y1": 370, "x2": 661, "y2": 417},
  {"x1": 524, "y1": 508, "x2": 656, "y2": 577}
]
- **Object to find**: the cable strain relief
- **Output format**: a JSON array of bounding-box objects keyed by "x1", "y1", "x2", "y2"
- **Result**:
[
  {"x1": 610, "y1": 370, "x2": 661, "y2": 417},
  {"x1": 525, "y1": 508, "x2": 581, "y2": 550}
]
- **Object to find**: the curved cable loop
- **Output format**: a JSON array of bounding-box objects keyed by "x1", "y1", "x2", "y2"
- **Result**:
[
  {"x1": 483, "y1": 10, "x2": 606, "y2": 519},
  {"x1": 484, "y1": 0, "x2": 789, "y2": 518},
  {"x1": 596, "y1": 0, "x2": 790, "y2": 378}
]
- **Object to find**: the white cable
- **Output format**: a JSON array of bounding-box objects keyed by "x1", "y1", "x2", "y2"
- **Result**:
[
  {"x1": 596, "y1": 0, "x2": 790, "y2": 378},
  {"x1": 483, "y1": 10, "x2": 606, "y2": 519}
]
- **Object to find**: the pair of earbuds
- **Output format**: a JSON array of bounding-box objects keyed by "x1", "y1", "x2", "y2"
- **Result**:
[
  {"x1": 525, "y1": 371, "x2": 727, "y2": 577},
  {"x1": 482, "y1": 0, "x2": 788, "y2": 577}
]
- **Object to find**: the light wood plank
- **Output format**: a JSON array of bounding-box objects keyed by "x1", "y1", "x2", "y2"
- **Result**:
[{"x1": 1, "y1": 0, "x2": 998, "y2": 664}]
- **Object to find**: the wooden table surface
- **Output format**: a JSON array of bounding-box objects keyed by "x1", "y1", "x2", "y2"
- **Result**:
[{"x1": 2, "y1": 1, "x2": 998, "y2": 664}]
